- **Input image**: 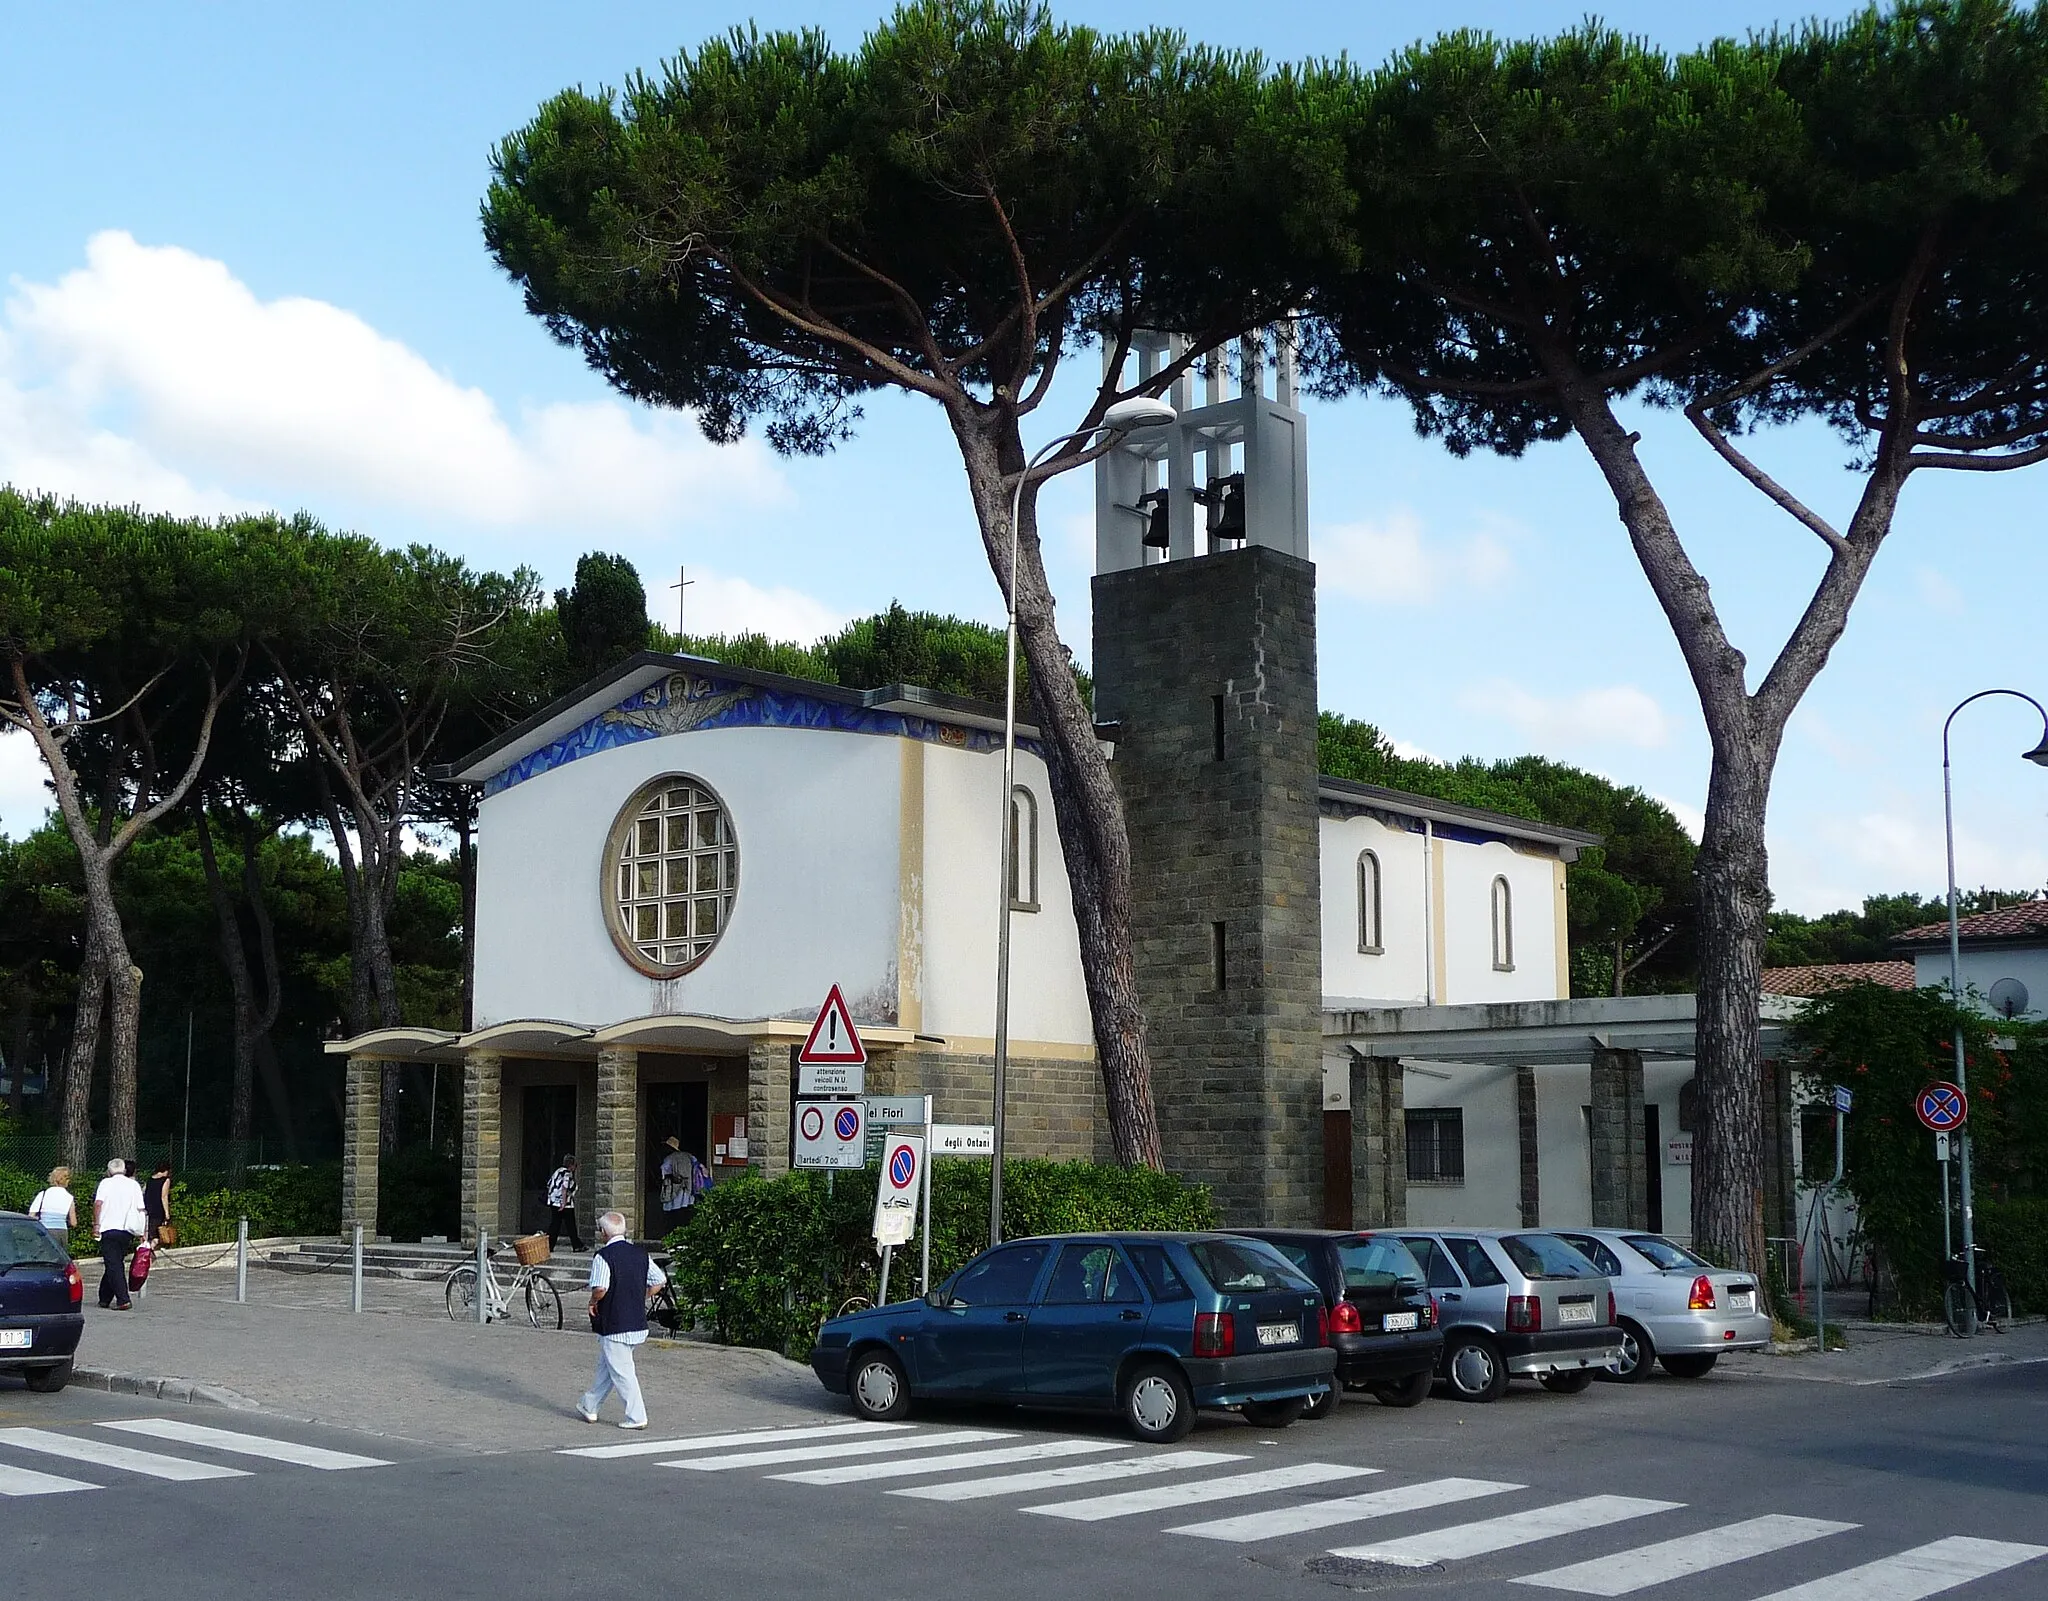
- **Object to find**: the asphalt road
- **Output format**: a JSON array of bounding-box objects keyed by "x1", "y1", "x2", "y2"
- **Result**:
[{"x1": 3, "y1": 1358, "x2": 2043, "y2": 1601}]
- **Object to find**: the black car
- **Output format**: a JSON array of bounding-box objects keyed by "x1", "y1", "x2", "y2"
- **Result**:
[
  {"x1": 1228, "y1": 1229, "x2": 1441, "y2": 1416},
  {"x1": 0, "y1": 1210, "x2": 84, "y2": 1392}
]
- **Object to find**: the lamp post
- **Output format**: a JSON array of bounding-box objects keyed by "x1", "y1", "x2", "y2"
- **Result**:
[
  {"x1": 990, "y1": 394, "x2": 1176, "y2": 1248},
  {"x1": 1940, "y1": 688, "x2": 2048, "y2": 1334}
]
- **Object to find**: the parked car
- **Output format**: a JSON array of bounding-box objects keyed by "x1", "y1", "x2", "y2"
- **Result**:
[
  {"x1": 1395, "y1": 1228, "x2": 1622, "y2": 1403},
  {"x1": 0, "y1": 1210, "x2": 84, "y2": 1392},
  {"x1": 1551, "y1": 1229, "x2": 1771, "y2": 1380},
  {"x1": 1228, "y1": 1229, "x2": 1441, "y2": 1416},
  {"x1": 810, "y1": 1232, "x2": 1336, "y2": 1443}
]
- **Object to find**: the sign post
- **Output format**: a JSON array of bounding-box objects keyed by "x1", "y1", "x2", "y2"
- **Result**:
[
  {"x1": 919, "y1": 1094, "x2": 934, "y2": 1297},
  {"x1": 1917, "y1": 1080, "x2": 1968, "y2": 1304},
  {"x1": 872, "y1": 1131, "x2": 924, "y2": 1305},
  {"x1": 1816, "y1": 1086, "x2": 1852, "y2": 1355}
]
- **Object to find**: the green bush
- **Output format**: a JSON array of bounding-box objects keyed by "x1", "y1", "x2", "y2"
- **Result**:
[
  {"x1": 0, "y1": 1160, "x2": 39, "y2": 1214},
  {"x1": 668, "y1": 1159, "x2": 1214, "y2": 1360},
  {"x1": 165, "y1": 1163, "x2": 343, "y2": 1246},
  {"x1": 1978, "y1": 1197, "x2": 2048, "y2": 1316}
]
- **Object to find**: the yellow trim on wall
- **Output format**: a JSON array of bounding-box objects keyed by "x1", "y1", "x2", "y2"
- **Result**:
[
  {"x1": 1553, "y1": 857, "x2": 1571, "y2": 1000},
  {"x1": 907, "y1": 1035, "x2": 1098, "y2": 1062},
  {"x1": 898, "y1": 737, "x2": 926, "y2": 1033}
]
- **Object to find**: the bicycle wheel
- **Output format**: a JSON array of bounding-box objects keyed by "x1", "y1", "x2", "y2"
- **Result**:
[
  {"x1": 1942, "y1": 1279, "x2": 1970, "y2": 1337},
  {"x1": 445, "y1": 1265, "x2": 480, "y2": 1322},
  {"x1": 649, "y1": 1285, "x2": 683, "y2": 1334},
  {"x1": 523, "y1": 1274, "x2": 563, "y2": 1331},
  {"x1": 1983, "y1": 1267, "x2": 2013, "y2": 1328}
]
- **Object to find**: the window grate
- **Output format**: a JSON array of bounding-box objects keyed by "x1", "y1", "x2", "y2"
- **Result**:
[
  {"x1": 1405, "y1": 1108, "x2": 1465, "y2": 1184},
  {"x1": 613, "y1": 779, "x2": 737, "y2": 972}
]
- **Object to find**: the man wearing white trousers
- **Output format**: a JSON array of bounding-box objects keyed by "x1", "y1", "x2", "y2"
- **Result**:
[{"x1": 577, "y1": 1210, "x2": 665, "y2": 1430}]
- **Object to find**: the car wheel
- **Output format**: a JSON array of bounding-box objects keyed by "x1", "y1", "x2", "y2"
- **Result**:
[
  {"x1": 24, "y1": 1361, "x2": 72, "y2": 1394},
  {"x1": 1658, "y1": 1352, "x2": 1718, "y2": 1379},
  {"x1": 1605, "y1": 1320, "x2": 1654, "y2": 1383},
  {"x1": 1371, "y1": 1369, "x2": 1434, "y2": 1408},
  {"x1": 848, "y1": 1347, "x2": 911, "y2": 1422},
  {"x1": 1241, "y1": 1397, "x2": 1306, "y2": 1430},
  {"x1": 1121, "y1": 1361, "x2": 1195, "y2": 1444},
  {"x1": 1302, "y1": 1384, "x2": 1341, "y2": 1420},
  {"x1": 1539, "y1": 1369, "x2": 1596, "y2": 1394},
  {"x1": 1443, "y1": 1334, "x2": 1509, "y2": 1403}
]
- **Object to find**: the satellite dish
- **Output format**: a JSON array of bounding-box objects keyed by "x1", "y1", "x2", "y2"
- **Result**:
[{"x1": 1989, "y1": 977, "x2": 2031, "y2": 1019}]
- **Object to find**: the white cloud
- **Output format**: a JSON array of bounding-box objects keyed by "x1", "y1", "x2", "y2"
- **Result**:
[
  {"x1": 671, "y1": 570, "x2": 851, "y2": 643},
  {"x1": 1458, "y1": 679, "x2": 1673, "y2": 751},
  {"x1": 1651, "y1": 791, "x2": 1705, "y2": 842},
  {"x1": 1317, "y1": 507, "x2": 1517, "y2": 605},
  {"x1": 1914, "y1": 565, "x2": 1967, "y2": 618},
  {"x1": 0, "y1": 732, "x2": 52, "y2": 842},
  {"x1": 0, "y1": 230, "x2": 784, "y2": 534}
]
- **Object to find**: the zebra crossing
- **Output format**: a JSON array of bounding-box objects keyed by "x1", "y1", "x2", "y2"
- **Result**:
[
  {"x1": 0, "y1": 1418, "x2": 391, "y2": 1496},
  {"x1": 560, "y1": 1420, "x2": 2047, "y2": 1597}
]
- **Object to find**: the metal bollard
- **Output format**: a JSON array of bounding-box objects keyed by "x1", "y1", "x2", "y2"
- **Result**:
[
  {"x1": 351, "y1": 1223, "x2": 364, "y2": 1314},
  {"x1": 235, "y1": 1217, "x2": 248, "y2": 1304},
  {"x1": 475, "y1": 1229, "x2": 489, "y2": 1325}
]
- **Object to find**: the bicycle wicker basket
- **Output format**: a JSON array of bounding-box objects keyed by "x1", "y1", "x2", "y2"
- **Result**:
[{"x1": 511, "y1": 1234, "x2": 551, "y2": 1267}]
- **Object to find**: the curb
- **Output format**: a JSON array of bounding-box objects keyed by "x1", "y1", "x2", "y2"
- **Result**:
[{"x1": 71, "y1": 1365, "x2": 262, "y2": 1410}]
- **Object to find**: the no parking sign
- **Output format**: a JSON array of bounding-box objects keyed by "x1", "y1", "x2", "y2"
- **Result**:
[{"x1": 872, "y1": 1131, "x2": 924, "y2": 1247}]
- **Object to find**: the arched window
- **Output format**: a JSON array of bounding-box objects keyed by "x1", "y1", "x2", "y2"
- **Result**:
[
  {"x1": 1009, "y1": 786, "x2": 1039, "y2": 912},
  {"x1": 1356, "y1": 850, "x2": 1383, "y2": 953},
  {"x1": 1491, "y1": 874, "x2": 1515, "y2": 971}
]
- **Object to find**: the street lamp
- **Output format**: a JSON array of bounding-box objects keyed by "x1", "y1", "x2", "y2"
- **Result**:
[
  {"x1": 1940, "y1": 688, "x2": 2048, "y2": 1334},
  {"x1": 990, "y1": 394, "x2": 1177, "y2": 1247}
]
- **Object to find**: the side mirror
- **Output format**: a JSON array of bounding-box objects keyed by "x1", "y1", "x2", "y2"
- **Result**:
[{"x1": 926, "y1": 1289, "x2": 952, "y2": 1309}]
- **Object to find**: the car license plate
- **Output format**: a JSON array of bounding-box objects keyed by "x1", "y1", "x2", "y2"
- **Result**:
[
  {"x1": 1558, "y1": 1301, "x2": 1596, "y2": 1325},
  {"x1": 1256, "y1": 1322, "x2": 1299, "y2": 1347},
  {"x1": 1731, "y1": 1290, "x2": 1756, "y2": 1312},
  {"x1": 0, "y1": 1329, "x2": 31, "y2": 1350},
  {"x1": 1381, "y1": 1311, "x2": 1420, "y2": 1332}
]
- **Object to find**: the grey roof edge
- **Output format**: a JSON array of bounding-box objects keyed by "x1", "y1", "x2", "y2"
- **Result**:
[{"x1": 1317, "y1": 774, "x2": 1604, "y2": 852}]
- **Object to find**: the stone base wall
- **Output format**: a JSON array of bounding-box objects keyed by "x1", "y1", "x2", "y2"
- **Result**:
[
  {"x1": 885, "y1": 1049, "x2": 1107, "y2": 1162},
  {"x1": 459, "y1": 1050, "x2": 503, "y2": 1243},
  {"x1": 1349, "y1": 1056, "x2": 1406, "y2": 1227},
  {"x1": 341, "y1": 1055, "x2": 381, "y2": 1237},
  {"x1": 1516, "y1": 1066, "x2": 1541, "y2": 1229},
  {"x1": 1590, "y1": 1047, "x2": 1648, "y2": 1230},
  {"x1": 595, "y1": 1045, "x2": 639, "y2": 1237}
]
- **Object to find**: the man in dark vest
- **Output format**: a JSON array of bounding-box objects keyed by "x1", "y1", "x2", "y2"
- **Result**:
[{"x1": 576, "y1": 1210, "x2": 665, "y2": 1429}]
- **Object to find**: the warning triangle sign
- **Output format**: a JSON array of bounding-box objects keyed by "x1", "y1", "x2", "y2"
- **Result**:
[{"x1": 798, "y1": 983, "x2": 868, "y2": 1065}]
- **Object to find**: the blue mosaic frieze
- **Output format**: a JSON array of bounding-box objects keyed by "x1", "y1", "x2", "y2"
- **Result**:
[{"x1": 484, "y1": 670, "x2": 1038, "y2": 796}]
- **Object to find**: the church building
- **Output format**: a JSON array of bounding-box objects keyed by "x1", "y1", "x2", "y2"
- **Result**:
[{"x1": 330, "y1": 330, "x2": 1771, "y2": 1248}]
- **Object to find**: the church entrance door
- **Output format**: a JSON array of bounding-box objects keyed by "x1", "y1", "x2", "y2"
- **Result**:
[
  {"x1": 644, "y1": 1081, "x2": 709, "y2": 1239},
  {"x1": 520, "y1": 1084, "x2": 578, "y2": 1235}
]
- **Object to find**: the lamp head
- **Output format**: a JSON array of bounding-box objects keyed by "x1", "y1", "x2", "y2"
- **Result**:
[
  {"x1": 2025, "y1": 730, "x2": 2048, "y2": 767},
  {"x1": 1101, "y1": 396, "x2": 1177, "y2": 433}
]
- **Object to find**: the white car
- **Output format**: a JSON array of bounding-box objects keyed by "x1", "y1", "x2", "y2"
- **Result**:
[{"x1": 1554, "y1": 1230, "x2": 1771, "y2": 1381}]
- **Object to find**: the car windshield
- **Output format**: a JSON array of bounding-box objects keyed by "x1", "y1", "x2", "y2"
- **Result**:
[
  {"x1": 946, "y1": 1243, "x2": 1049, "y2": 1307},
  {"x1": 1499, "y1": 1233, "x2": 1603, "y2": 1280},
  {"x1": 1186, "y1": 1239, "x2": 1312, "y2": 1294},
  {"x1": 1622, "y1": 1235, "x2": 1714, "y2": 1272},
  {"x1": 1338, "y1": 1236, "x2": 1425, "y2": 1291},
  {"x1": 1560, "y1": 1235, "x2": 1624, "y2": 1277},
  {"x1": 0, "y1": 1217, "x2": 65, "y2": 1268}
]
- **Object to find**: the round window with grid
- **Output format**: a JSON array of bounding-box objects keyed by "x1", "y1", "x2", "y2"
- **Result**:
[{"x1": 603, "y1": 776, "x2": 738, "y2": 976}]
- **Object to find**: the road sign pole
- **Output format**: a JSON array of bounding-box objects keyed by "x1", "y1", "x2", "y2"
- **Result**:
[
  {"x1": 920, "y1": 1094, "x2": 934, "y2": 1296},
  {"x1": 1938, "y1": 1134, "x2": 1954, "y2": 1278},
  {"x1": 878, "y1": 1243, "x2": 892, "y2": 1307}
]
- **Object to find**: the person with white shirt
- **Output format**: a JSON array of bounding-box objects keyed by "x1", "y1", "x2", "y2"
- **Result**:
[
  {"x1": 92, "y1": 1158, "x2": 148, "y2": 1311},
  {"x1": 27, "y1": 1167, "x2": 77, "y2": 1235},
  {"x1": 576, "y1": 1210, "x2": 664, "y2": 1429}
]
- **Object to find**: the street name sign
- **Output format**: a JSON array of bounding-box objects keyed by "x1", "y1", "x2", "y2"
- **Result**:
[
  {"x1": 1830, "y1": 1084, "x2": 1854, "y2": 1115},
  {"x1": 794, "y1": 1098, "x2": 865, "y2": 1170},
  {"x1": 865, "y1": 1095, "x2": 927, "y2": 1127},
  {"x1": 931, "y1": 1123, "x2": 996, "y2": 1156},
  {"x1": 872, "y1": 1132, "x2": 924, "y2": 1246},
  {"x1": 1916, "y1": 1081, "x2": 1967, "y2": 1132}
]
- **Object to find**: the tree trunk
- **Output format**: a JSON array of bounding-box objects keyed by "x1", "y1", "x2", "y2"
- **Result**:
[
  {"x1": 194, "y1": 809, "x2": 260, "y2": 1146},
  {"x1": 60, "y1": 938, "x2": 107, "y2": 1170},
  {"x1": 956, "y1": 418, "x2": 1163, "y2": 1168},
  {"x1": 237, "y1": 813, "x2": 297, "y2": 1160},
  {"x1": 1691, "y1": 755, "x2": 1774, "y2": 1277},
  {"x1": 105, "y1": 947, "x2": 144, "y2": 1162}
]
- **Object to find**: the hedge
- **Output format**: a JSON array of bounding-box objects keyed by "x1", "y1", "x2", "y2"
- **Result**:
[
  {"x1": 667, "y1": 1159, "x2": 1214, "y2": 1359},
  {"x1": 0, "y1": 1159, "x2": 340, "y2": 1251}
]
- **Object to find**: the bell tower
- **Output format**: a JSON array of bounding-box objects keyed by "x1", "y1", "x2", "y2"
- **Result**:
[{"x1": 1090, "y1": 328, "x2": 1323, "y2": 1225}]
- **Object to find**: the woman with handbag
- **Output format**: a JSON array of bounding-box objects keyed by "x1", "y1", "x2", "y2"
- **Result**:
[
  {"x1": 144, "y1": 1163, "x2": 175, "y2": 1246},
  {"x1": 28, "y1": 1167, "x2": 77, "y2": 1235}
]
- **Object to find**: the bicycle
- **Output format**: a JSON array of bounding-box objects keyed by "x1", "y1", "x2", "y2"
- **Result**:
[
  {"x1": 444, "y1": 1243, "x2": 564, "y2": 1330},
  {"x1": 649, "y1": 1276, "x2": 685, "y2": 1335},
  {"x1": 1942, "y1": 1244, "x2": 2012, "y2": 1336}
]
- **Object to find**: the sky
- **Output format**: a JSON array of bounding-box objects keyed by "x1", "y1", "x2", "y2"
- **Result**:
[{"x1": 1, "y1": 1, "x2": 2044, "y2": 916}]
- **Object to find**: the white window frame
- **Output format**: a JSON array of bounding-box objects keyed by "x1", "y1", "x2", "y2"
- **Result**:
[
  {"x1": 1009, "y1": 785, "x2": 1040, "y2": 913},
  {"x1": 1357, "y1": 849, "x2": 1383, "y2": 954},
  {"x1": 603, "y1": 774, "x2": 739, "y2": 978},
  {"x1": 1491, "y1": 873, "x2": 1515, "y2": 972}
]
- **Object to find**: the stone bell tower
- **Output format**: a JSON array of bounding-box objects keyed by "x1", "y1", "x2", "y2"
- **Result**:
[{"x1": 1090, "y1": 327, "x2": 1323, "y2": 1226}]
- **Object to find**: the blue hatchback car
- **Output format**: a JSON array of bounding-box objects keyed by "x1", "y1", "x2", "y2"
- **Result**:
[{"x1": 810, "y1": 1232, "x2": 1336, "y2": 1442}]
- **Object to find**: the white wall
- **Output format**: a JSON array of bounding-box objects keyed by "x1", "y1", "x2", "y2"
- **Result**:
[
  {"x1": 1534, "y1": 1062, "x2": 1594, "y2": 1228},
  {"x1": 474, "y1": 726, "x2": 902, "y2": 1030},
  {"x1": 1440, "y1": 840, "x2": 1562, "y2": 1005},
  {"x1": 918, "y1": 743, "x2": 1092, "y2": 1047},
  {"x1": 1402, "y1": 1062, "x2": 1521, "y2": 1227},
  {"x1": 1320, "y1": 814, "x2": 1429, "y2": 1005},
  {"x1": 1912, "y1": 946, "x2": 2048, "y2": 1019}
]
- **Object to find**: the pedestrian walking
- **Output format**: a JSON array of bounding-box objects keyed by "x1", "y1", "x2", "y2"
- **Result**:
[
  {"x1": 143, "y1": 1162, "x2": 174, "y2": 1245},
  {"x1": 576, "y1": 1210, "x2": 663, "y2": 1430},
  {"x1": 545, "y1": 1154, "x2": 584, "y2": 1250},
  {"x1": 658, "y1": 1135, "x2": 708, "y2": 1223},
  {"x1": 27, "y1": 1167, "x2": 77, "y2": 1235},
  {"x1": 92, "y1": 1158, "x2": 148, "y2": 1311}
]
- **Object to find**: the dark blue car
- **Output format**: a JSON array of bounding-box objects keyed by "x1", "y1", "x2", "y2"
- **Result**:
[
  {"x1": 810, "y1": 1232, "x2": 1336, "y2": 1443},
  {"x1": 0, "y1": 1211, "x2": 84, "y2": 1392}
]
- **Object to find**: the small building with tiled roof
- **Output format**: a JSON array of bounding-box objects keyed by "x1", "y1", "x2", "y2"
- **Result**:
[
  {"x1": 1892, "y1": 899, "x2": 2048, "y2": 1020},
  {"x1": 1759, "y1": 960, "x2": 1915, "y2": 998}
]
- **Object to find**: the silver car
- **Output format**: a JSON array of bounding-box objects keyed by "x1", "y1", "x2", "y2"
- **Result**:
[
  {"x1": 1553, "y1": 1229, "x2": 1772, "y2": 1381},
  {"x1": 1396, "y1": 1229, "x2": 1624, "y2": 1403}
]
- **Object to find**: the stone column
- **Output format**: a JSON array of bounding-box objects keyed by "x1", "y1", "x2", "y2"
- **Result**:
[
  {"x1": 1761, "y1": 1058, "x2": 1796, "y2": 1248},
  {"x1": 1590, "y1": 1047, "x2": 1648, "y2": 1229},
  {"x1": 341, "y1": 1054, "x2": 381, "y2": 1239},
  {"x1": 595, "y1": 1044, "x2": 640, "y2": 1238},
  {"x1": 1349, "y1": 1055, "x2": 1406, "y2": 1227},
  {"x1": 746, "y1": 1041, "x2": 793, "y2": 1179},
  {"x1": 1516, "y1": 1066, "x2": 1541, "y2": 1228},
  {"x1": 460, "y1": 1050, "x2": 503, "y2": 1242}
]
